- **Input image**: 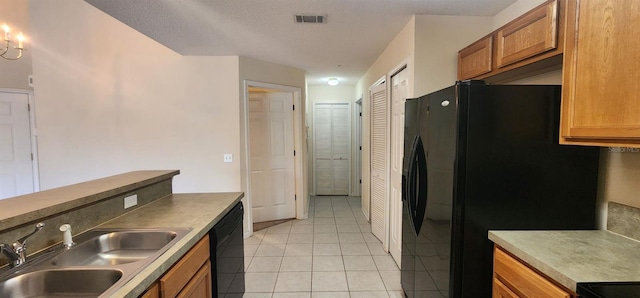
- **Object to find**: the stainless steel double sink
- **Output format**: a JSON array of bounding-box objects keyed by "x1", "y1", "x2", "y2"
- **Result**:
[{"x1": 0, "y1": 228, "x2": 191, "y2": 297}]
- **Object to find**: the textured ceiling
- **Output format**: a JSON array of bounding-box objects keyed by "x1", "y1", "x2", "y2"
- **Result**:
[{"x1": 85, "y1": 0, "x2": 516, "y2": 86}]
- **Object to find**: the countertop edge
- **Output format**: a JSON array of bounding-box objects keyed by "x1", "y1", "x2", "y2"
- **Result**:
[
  {"x1": 489, "y1": 231, "x2": 580, "y2": 291},
  {"x1": 489, "y1": 230, "x2": 640, "y2": 293},
  {"x1": 0, "y1": 170, "x2": 179, "y2": 232},
  {"x1": 105, "y1": 192, "x2": 245, "y2": 298}
]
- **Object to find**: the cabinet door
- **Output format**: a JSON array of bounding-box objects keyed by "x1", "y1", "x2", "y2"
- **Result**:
[
  {"x1": 561, "y1": 0, "x2": 640, "y2": 145},
  {"x1": 160, "y1": 235, "x2": 210, "y2": 298},
  {"x1": 458, "y1": 35, "x2": 493, "y2": 80},
  {"x1": 140, "y1": 283, "x2": 160, "y2": 298},
  {"x1": 177, "y1": 261, "x2": 212, "y2": 298},
  {"x1": 496, "y1": 0, "x2": 559, "y2": 68},
  {"x1": 493, "y1": 278, "x2": 519, "y2": 298},
  {"x1": 493, "y1": 247, "x2": 572, "y2": 298}
]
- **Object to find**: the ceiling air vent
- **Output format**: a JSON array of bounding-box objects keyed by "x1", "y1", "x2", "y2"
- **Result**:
[{"x1": 294, "y1": 14, "x2": 327, "y2": 24}]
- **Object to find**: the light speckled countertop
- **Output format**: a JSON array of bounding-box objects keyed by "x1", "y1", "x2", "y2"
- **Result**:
[
  {"x1": 489, "y1": 230, "x2": 640, "y2": 292},
  {"x1": 97, "y1": 192, "x2": 244, "y2": 297}
]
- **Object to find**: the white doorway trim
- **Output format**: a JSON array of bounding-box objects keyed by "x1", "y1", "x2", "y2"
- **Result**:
[
  {"x1": 0, "y1": 88, "x2": 40, "y2": 194},
  {"x1": 388, "y1": 61, "x2": 409, "y2": 266},
  {"x1": 242, "y1": 80, "x2": 304, "y2": 238},
  {"x1": 353, "y1": 97, "x2": 362, "y2": 197}
]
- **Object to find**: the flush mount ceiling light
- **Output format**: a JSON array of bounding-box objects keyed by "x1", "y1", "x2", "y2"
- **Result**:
[{"x1": 328, "y1": 78, "x2": 339, "y2": 86}]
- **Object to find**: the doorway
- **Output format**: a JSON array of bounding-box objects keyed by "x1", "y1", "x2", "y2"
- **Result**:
[
  {"x1": 354, "y1": 98, "x2": 362, "y2": 197},
  {"x1": 369, "y1": 78, "x2": 388, "y2": 243},
  {"x1": 248, "y1": 90, "x2": 296, "y2": 222},
  {"x1": 243, "y1": 81, "x2": 304, "y2": 237},
  {"x1": 389, "y1": 66, "x2": 409, "y2": 266},
  {"x1": 0, "y1": 89, "x2": 39, "y2": 199}
]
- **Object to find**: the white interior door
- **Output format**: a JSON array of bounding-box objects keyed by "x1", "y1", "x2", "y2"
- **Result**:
[
  {"x1": 249, "y1": 92, "x2": 296, "y2": 222},
  {"x1": 370, "y1": 83, "x2": 388, "y2": 243},
  {"x1": 314, "y1": 103, "x2": 350, "y2": 195},
  {"x1": 0, "y1": 91, "x2": 35, "y2": 200},
  {"x1": 389, "y1": 67, "x2": 408, "y2": 266}
]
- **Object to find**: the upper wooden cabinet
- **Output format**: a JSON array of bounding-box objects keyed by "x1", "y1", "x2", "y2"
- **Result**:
[
  {"x1": 458, "y1": 36, "x2": 493, "y2": 79},
  {"x1": 495, "y1": 0, "x2": 558, "y2": 68},
  {"x1": 560, "y1": 0, "x2": 640, "y2": 147},
  {"x1": 458, "y1": 0, "x2": 564, "y2": 81}
]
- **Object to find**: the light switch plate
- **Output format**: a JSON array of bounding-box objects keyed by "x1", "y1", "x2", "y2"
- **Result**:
[
  {"x1": 224, "y1": 154, "x2": 233, "y2": 163},
  {"x1": 124, "y1": 194, "x2": 138, "y2": 209}
]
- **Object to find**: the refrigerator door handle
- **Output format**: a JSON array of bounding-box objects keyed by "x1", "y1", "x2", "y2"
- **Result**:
[
  {"x1": 412, "y1": 136, "x2": 428, "y2": 236},
  {"x1": 405, "y1": 136, "x2": 419, "y2": 235},
  {"x1": 406, "y1": 135, "x2": 428, "y2": 236}
]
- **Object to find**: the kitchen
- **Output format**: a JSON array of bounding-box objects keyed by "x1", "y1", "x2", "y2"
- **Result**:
[{"x1": 1, "y1": 0, "x2": 640, "y2": 297}]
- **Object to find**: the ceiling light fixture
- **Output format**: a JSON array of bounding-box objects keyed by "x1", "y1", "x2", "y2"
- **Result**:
[
  {"x1": 1, "y1": 23, "x2": 25, "y2": 60},
  {"x1": 328, "y1": 78, "x2": 339, "y2": 86}
]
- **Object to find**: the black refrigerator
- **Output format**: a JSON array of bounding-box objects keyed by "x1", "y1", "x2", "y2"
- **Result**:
[{"x1": 401, "y1": 81, "x2": 599, "y2": 298}]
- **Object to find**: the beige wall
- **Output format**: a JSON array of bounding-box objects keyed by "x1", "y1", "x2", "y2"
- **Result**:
[
  {"x1": 356, "y1": 16, "x2": 415, "y2": 217},
  {"x1": 600, "y1": 152, "x2": 640, "y2": 210},
  {"x1": 492, "y1": 0, "x2": 547, "y2": 29},
  {"x1": 307, "y1": 85, "x2": 358, "y2": 196},
  {"x1": 30, "y1": 0, "x2": 241, "y2": 194},
  {"x1": 414, "y1": 15, "x2": 492, "y2": 96},
  {"x1": 355, "y1": 14, "x2": 492, "y2": 217},
  {"x1": 0, "y1": 0, "x2": 32, "y2": 89}
]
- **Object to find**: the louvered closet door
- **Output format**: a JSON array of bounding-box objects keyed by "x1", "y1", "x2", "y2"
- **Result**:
[
  {"x1": 314, "y1": 103, "x2": 351, "y2": 195},
  {"x1": 370, "y1": 83, "x2": 387, "y2": 242}
]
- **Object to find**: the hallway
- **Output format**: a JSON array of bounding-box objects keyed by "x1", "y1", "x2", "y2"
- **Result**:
[{"x1": 238, "y1": 196, "x2": 402, "y2": 297}]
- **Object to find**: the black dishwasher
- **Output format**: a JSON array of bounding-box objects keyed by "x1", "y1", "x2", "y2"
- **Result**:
[
  {"x1": 577, "y1": 282, "x2": 640, "y2": 298},
  {"x1": 210, "y1": 202, "x2": 244, "y2": 296}
]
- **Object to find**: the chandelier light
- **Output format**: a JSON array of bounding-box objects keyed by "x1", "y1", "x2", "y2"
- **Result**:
[{"x1": 1, "y1": 23, "x2": 25, "y2": 60}]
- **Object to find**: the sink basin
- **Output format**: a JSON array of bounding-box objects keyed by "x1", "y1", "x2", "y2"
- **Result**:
[
  {"x1": 0, "y1": 269, "x2": 122, "y2": 297},
  {"x1": 0, "y1": 227, "x2": 190, "y2": 297},
  {"x1": 51, "y1": 230, "x2": 180, "y2": 266}
]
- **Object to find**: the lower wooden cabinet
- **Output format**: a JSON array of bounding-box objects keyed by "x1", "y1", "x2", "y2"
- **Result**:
[
  {"x1": 493, "y1": 277, "x2": 519, "y2": 298},
  {"x1": 140, "y1": 283, "x2": 160, "y2": 298},
  {"x1": 493, "y1": 246, "x2": 575, "y2": 298},
  {"x1": 177, "y1": 261, "x2": 212, "y2": 298},
  {"x1": 140, "y1": 235, "x2": 212, "y2": 298}
]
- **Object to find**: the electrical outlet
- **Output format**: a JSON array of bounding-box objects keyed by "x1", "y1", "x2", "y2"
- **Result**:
[
  {"x1": 124, "y1": 194, "x2": 138, "y2": 209},
  {"x1": 224, "y1": 154, "x2": 233, "y2": 163}
]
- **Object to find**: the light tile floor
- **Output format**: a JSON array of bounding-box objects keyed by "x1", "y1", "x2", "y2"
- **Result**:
[{"x1": 234, "y1": 196, "x2": 403, "y2": 298}]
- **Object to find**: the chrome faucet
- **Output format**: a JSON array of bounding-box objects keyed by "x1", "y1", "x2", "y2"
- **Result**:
[{"x1": 0, "y1": 222, "x2": 45, "y2": 268}]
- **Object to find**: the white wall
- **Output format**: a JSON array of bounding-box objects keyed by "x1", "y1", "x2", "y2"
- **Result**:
[
  {"x1": 307, "y1": 85, "x2": 357, "y2": 196},
  {"x1": 0, "y1": 0, "x2": 32, "y2": 89},
  {"x1": 414, "y1": 15, "x2": 492, "y2": 96},
  {"x1": 30, "y1": 0, "x2": 242, "y2": 193}
]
